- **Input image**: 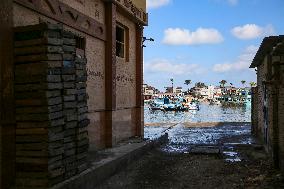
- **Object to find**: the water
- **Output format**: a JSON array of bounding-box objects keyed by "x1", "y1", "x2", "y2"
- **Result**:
[
  {"x1": 144, "y1": 103, "x2": 251, "y2": 124},
  {"x1": 144, "y1": 103, "x2": 254, "y2": 161}
]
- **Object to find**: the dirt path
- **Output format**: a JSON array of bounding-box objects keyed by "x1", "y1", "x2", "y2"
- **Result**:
[{"x1": 97, "y1": 146, "x2": 283, "y2": 189}]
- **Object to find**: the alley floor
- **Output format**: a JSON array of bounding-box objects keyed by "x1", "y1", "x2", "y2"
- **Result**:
[
  {"x1": 97, "y1": 123, "x2": 284, "y2": 189},
  {"x1": 97, "y1": 145, "x2": 283, "y2": 189}
]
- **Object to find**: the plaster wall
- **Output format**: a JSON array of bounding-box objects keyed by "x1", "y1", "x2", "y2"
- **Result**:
[
  {"x1": 111, "y1": 12, "x2": 138, "y2": 143},
  {"x1": 116, "y1": 12, "x2": 136, "y2": 109},
  {"x1": 132, "y1": 0, "x2": 146, "y2": 12},
  {"x1": 112, "y1": 109, "x2": 136, "y2": 144},
  {"x1": 59, "y1": 0, "x2": 105, "y2": 24}
]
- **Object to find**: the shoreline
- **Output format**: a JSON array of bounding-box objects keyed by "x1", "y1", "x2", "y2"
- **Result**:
[{"x1": 144, "y1": 121, "x2": 251, "y2": 128}]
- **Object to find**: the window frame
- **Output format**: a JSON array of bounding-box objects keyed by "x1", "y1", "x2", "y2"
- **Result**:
[{"x1": 116, "y1": 22, "x2": 129, "y2": 62}]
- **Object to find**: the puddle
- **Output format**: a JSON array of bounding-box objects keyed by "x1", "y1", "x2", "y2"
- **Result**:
[
  {"x1": 225, "y1": 157, "x2": 241, "y2": 162},
  {"x1": 223, "y1": 151, "x2": 238, "y2": 157},
  {"x1": 161, "y1": 144, "x2": 190, "y2": 154}
]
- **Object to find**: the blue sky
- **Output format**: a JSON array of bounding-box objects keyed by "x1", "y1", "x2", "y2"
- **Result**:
[{"x1": 143, "y1": 0, "x2": 284, "y2": 91}]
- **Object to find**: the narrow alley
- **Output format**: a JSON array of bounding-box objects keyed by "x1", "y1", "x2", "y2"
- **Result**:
[{"x1": 98, "y1": 122, "x2": 283, "y2": 189}]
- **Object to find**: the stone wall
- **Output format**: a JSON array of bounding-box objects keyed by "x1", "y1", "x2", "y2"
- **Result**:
[
  {"x1": 251, "y1": 87, "x2": 258, "y2": 136},
  {"x1": 278, "y1": 77, "x2": 284, "y2": 174},
  {"x1": 256, "y1": 62, "x2": 266, "y2": 141}
]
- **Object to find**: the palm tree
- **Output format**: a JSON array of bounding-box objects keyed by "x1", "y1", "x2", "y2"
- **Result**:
[
  {"x1": 184, "y1": 79, "x2": 191, "y2": 93},
  {"x1": 170, "y1": 78, "x2": 174, "y2": 93},
  {"x1": 219, "y1": 80, "x2": 227, "y2": 88},
  {"x1": 195, "y1": 82, "x2": 206, "y2": 88},
  {"x1": 184, "y1": 79, "x2": 191, "y2": 86},
  {"x1": 241, "y1": 80, "x2": 246, "y2": 88},
  {"x1": 249, "y1": 81, "x2": 256, "y2": 87}
]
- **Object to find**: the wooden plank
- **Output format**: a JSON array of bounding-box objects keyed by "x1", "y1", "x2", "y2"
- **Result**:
[
  {"x1": 14, "y1": 45, "x2": 63, "y2": 55},
  {"x1": 14, "y1": 37, "x2": 63, "y2": 47},
  {"x1": 15, "y1": 90, "x2": 61, "y2": 100},
  {"x1": 16, "y1": 118, "x2": 65, "y2": 128},
  {"x1": 15, "y1": 53, "x2": 63, "y2": 63},
  {"x1": 14, "y1": 22, "x2": 62, "y2": 33},
  {"x1": 15, "y1": 75, "x2": 62, "y2": 84},
  {"x1": 15, "y1": 83, "x2": 63, "y2": 92},
  {"x1": 15, "y1": 96, "x2": 62, "y2": 107},
  {"x1": 0, "y1": 0, "x2": 15, "y2": 187}
]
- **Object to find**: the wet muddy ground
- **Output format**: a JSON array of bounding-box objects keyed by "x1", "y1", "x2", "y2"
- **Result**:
[
  {"x1": 97, "y1": 147, "x2": 283, "y2": 189},
  {"x1": 97, "y1": 122, "x2": 284, "y2": 189}
]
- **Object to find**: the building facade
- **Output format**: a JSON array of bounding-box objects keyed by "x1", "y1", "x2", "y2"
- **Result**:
[
  {"x1": 250, "y1": 36, "x2": 284, "y2": 176},
  {"x1": 0, "y1": 0, "x2": 147, "y2": 188}
]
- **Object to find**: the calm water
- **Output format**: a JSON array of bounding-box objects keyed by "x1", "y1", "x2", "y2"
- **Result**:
[
  {"x1": 144, "y1": 103, "x2": 253, "y2": 150},
  {"x1": 144, "y1": 103, "x2": 251, "y2": 124}
]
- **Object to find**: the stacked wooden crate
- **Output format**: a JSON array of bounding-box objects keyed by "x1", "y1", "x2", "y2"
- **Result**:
[
  {"x1": 62, "y1": 31, "x2": 78, "y2": 179},
  {"x1": 14, "y1": 23, "x2": 65, "y2": 188},
  {"x1": 75, "y1": 49, "x2": 89, "y2": 174},
  {"x1": 14, "y1": 23, "x2": 90, "y2": 188}
]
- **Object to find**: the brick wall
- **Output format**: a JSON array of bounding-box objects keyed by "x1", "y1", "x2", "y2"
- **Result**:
[
  {"x1": 267, "y1": 85, "x2": 274, "y2": 154},
  {"x1": 278, "y1": 72, "x2": 284, "y2": 174},
  {"x1": 251, "y1": 87, "x2": 258, "y2": 136},
  {"x1": 256, "y1": 63, "x2": 266, "y2": 142}
]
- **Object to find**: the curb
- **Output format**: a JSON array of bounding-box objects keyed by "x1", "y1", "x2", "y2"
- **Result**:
[{"x1": 52, "y1": 134, "x2": 168, "y2": 189}]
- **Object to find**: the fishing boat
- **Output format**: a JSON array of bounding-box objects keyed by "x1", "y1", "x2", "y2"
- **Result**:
[
  {"x1": 185, "y1": 102, "x2": 199, "y2": 110},
  {"x1": 149, "y1": 97, "x2": 199, "y2": 111},
  {"x1": 149, "y1": 98, "x2": 165, "y2": 110}
]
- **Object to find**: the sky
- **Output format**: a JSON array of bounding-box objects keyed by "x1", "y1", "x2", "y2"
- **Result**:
[{"x1": 143, "y1": 0, "x2": 284, "y2": 91}]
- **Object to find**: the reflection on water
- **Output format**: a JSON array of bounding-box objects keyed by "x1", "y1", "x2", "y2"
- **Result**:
[
  {"x1": 144, "y1": 122, "x2": 252, "y2": 145},
  {"x1": 144, "y1": 103, "x2": 253, "y2": 159},
  {"x1": 144, "y1": 103, "x2": 251, "y2": 123}
]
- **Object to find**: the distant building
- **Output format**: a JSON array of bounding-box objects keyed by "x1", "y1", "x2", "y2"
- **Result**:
[
  {"x1": 250, "y1": 36, "x2": 284, "y2": 176},
  {"x1": 174, "y1": 87, "x2": 183, "y2": 96},
  {"x1": 191, "y1": 85, "x2": 214, "y2": 100},
  {"x1": 165, "y1": 86, "x2": 173, "y2": 93},
  {"x1": 143, "y1": 84, "x2": 159, "y2": 100}
]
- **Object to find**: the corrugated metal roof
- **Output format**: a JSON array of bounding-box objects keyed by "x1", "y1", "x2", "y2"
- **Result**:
[{"x1": 250, "y1": 35, "x2": 284, "y2": 68}]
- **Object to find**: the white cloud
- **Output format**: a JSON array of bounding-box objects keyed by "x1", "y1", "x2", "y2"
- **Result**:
[
  {"x1": 146, "y1": 0, "x2": 170, "y2": 9},
  {"x1": 213, "y1": 45, "x2": 258, "y2": 73},
  {"x1": 162, "y1": 27, "x2": 224, "y2": 45},
  {"x1": 144, "y1": 59, "x2": 203, "y2": 75},
  {"x1": 231, "y1": 24, "x2": 275, "y2": 40}
]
